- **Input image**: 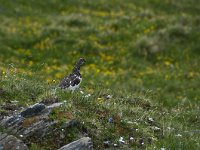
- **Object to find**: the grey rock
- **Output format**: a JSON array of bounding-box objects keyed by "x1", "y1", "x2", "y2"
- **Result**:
[
  {"x1": 20, "y1": 103, "x2": 46, "y2": 118},
  {"x1": 0, "y1": 102, "x2": 90, "y2": 150},
  {"x1": 47, "y1": 102, "x2": 63, "y2": 109},
  {"x1": 0, "y1": 132, "x2": 28, "y2": 150},
  {"x1": 103, "y1": 140, "x2": 111, "y2": 148},
  {"x1": 1, "y1": 115, "x2": 24, "y2": 127},
  {"x1": 0, "y1": 145, "x2": 4, "y2": 150},
  {"x1": 0, "y1": 102, "x2": 63, "y2": 138},
  {"x1": 22, "y1": 120, "x2": 58, "y2": 138},
  {"x1": 0, "y1": 133, "x2": 7, "y2": 141},
  {"x1": 58, "y1": 137, "x2": 93, "y2": 150},
  {"x1": 61, "y1": 119, "x2": 80, "y2": 129}
]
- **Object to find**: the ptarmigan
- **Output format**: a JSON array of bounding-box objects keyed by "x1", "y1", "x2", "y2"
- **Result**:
[{"x1": 59, "y1": 58, "x2": 86, "y2": 92}]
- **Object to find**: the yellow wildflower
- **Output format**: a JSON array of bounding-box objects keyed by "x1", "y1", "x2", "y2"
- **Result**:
[
  {"x1": 188, "y1": 72, "x2": 194, "y2": 78},
  {"x1": 104, "y1": 70, "x2": 112, "y2": 75},
  {"x1": 28, "y1": 61, "x2": 33, "y2": 66},
  {"x1": 96, "y1": 69, "x2": 100, "y2": 73},
  {"x1": 97, "y1": 97, "x2": 104, "y2": 103},
  {"x1": 164, "y1": 61, "x2": 171, "y2": 66},
  {"x1": 100, "y1": 53, "x2": 114, "y2": 61},
  {"x1": 55, "y1": 73, "x2": 62, "y2": 79},
  {"x1": 47, "y1": 78, "x2": 52, "y2": 83},
  {"x1": 144, "y1": 28, "x2": 150, "y2": 34},
  {"x1": 146, "y1": 67, "x2": 154, "y2": 74}
]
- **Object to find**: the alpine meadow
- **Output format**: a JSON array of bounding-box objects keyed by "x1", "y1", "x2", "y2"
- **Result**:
[{"x1": 0, "y1": 0, "x2": 199, "y2": 150}]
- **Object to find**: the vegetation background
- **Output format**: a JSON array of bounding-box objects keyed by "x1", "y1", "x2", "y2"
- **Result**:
[{"x1": 0, "y1": 0, "x2": 199, "y2": 149}]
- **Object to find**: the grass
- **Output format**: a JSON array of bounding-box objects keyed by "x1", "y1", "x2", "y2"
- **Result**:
[{"x1": 0, "y1": 0, "x2": 199, "y2": 149}]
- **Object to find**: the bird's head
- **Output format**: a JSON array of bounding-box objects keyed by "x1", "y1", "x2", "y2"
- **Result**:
[
  {"x1": 76, "y1": 58, "x2": 86, "y2": 67},
  {"x1": 73, "y1": 58, "x2": 86, "y2": 72}
]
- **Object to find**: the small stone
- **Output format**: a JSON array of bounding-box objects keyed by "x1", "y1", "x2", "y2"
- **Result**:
[
  {"x1": 58, "y1": 137, "x2": 93, "y2": 150},
  {"x1": 127, "y1": 121, "x2": 133, "y2": 124},
  {"x1": 61, "y1": 119, "x2": 80, "y2": 129},
  {"x1": 103, "y1": 140, "x2": 110, "y2": 148},
  {"x1": 0, "y1": 133, "x2": 28, "y2": 150},
  {"x1": 47, "y1": 102, "x2": 63, "y2": 109},
  {"x1": 60, "y1": 133, "x2": 65, "y2": 139}
]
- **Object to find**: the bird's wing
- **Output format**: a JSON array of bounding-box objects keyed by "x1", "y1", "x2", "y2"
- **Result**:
[
  {"x1": 59, "y1": 73, "x2": 81, "y2": 89},
  {"x1": 70, "y1": 75, "x2": 81, "y2": 86},
  {"x1": 59, "y1": 76, "x2": 71, "y2": 89}
]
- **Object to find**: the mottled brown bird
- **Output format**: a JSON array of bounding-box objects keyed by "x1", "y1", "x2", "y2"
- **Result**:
[{"x1": 59, "y1": 58, "x2": 86, "y2": 92}]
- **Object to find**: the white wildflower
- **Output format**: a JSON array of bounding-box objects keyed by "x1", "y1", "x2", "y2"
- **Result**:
[
  {"x1": 130, "y1": 137, "x2": 134, "y2": 140},
  {"x1": 175, "y1": 134, "x2": 182, "y2": 137},
  {"x1": 85, "y1": 94, "x2": 91, "y2": 98},
  {"x1": 148, "y1": 117, "x2": 154, "y2": 122},
  {"x1": 119, "y1": 137, "x2": 125, "y2": 144}
]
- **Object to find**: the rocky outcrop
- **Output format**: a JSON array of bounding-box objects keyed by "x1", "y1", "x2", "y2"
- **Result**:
[
  {"x1": 0, "y1": 103, "x2": 59, "y2": 139},
  {"x1": 0, "y1": 100, "x2": 93, "y2": 150},
  {"x1": 0, "y1": 133, "x2": 28, "y2": 150},
  {"x1": 58, "y1": 137, "x2": 93, "y2": 150}
]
